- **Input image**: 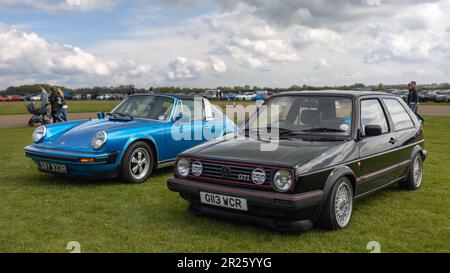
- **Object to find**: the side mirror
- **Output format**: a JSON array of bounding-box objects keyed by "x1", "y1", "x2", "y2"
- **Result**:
[
  {"x1": 173, "y1": 113, "x2": 183, "y2": 122},
  {"x1": 364, "y1": 125, "x2": 382, "y2": 137},
  {"x1": 97, "y1": 112, "x2": 105, "y2": 119}
]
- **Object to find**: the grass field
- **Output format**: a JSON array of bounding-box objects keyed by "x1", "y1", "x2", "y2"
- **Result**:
[
  {"x1": 0, "y1": 100, "x2": 120, "y2": 115},
  {"x1": 0, "y1": 116, "x2": 449, "y2": 253}
]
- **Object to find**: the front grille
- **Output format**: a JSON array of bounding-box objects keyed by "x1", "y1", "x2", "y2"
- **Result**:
[{"x1": 187, "y1": 159, "x2": 275, "y2": 188}]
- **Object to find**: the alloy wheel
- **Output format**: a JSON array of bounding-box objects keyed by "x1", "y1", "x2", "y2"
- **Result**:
[
  {"x1": 334, "y1": 183, "x2": 353, "y2": 228},
  {"x1": 129, "y1": 148, "x2": 150, "y2": 180}
]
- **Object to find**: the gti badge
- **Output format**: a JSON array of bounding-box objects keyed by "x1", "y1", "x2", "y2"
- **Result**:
[
  {"x1": 251, "y1": 168, "x2": 266, "y2": 185},
  {"x1": 191, "y1": 161, "x2": 203, "y2": 177}
]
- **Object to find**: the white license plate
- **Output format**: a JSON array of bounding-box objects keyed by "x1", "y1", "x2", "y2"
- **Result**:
[
  {"x1": 39, "y1": 161, "x2": 68, "y2": 174},
  {"x1": 200, "y1": 192, "x2": 248, "y2": 211}
]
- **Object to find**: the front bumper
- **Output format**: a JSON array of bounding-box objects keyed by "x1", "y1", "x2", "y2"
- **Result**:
[
  {"x1": 24, "y1": 145, "x2": 120, "y2": 177},
  {"x1": 167, "y1": 177, "x2": 323, "y2": 224}
]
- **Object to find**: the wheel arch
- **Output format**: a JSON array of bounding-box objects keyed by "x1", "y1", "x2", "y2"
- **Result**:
[
  {"x1": 311, "y1": 165, "x2": 357, "y2": 222},
  {"x1": 410, "y1": 144, "x2": 427, "y2": 161},
  {"x1": 121, "y1": 137, "x2": 159, "y2": 169}
]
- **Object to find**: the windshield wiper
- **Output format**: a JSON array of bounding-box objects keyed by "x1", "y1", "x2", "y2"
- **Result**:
[
  {"x1": 109, "y1": 112, "x2": 134, "y2": 120},
  {"x1": 300, "y1": 128, "x2": 346, "y2": 133},
  {"x1": 242, "y1": 127, "x2": 293, "y2": 136}
]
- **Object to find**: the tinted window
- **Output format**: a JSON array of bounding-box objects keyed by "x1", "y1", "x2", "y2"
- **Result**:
[
  {"x1": 383, "y1": 99, "x2": 414, "y2": 131},
  {"x1": 361, "y1": 99, "x2": 389, "y2": 134},
  {"x1": 248, "y1": 96, "x2": 353, "y2": 136}
]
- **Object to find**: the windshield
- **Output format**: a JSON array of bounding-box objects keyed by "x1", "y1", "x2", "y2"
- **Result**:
[
  {"x1": 246, "y1": 96, "x2": 353, "y2": 137},
  {"x1": 112, "y1": 95, "x2": 175, "y2": 120}
]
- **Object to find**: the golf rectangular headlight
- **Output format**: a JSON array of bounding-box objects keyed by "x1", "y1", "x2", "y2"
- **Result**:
[
  {"x1": 91, "y1": 131, "x2": 107, "y2": 150},
  {"x1": 176, "y1": 158, "x2": 190, "y2": 178},
  {"x1": 32, "y1": 126, "x2": 46, "y2": 143},
  {"x1": 272, "y1": 170, "x2": 293, "y2": 192}
]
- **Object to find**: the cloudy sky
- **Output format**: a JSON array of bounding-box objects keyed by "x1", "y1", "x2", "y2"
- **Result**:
[{"x1": 1, "y1": 0, "x2": 449, "y2": 89}]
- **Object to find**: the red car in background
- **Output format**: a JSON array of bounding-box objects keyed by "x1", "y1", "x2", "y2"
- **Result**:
[{"x1": 3, "y1": 95, "x2": 25, "y2": 102}]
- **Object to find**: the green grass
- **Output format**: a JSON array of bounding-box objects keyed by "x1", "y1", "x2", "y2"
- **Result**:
[
  {"x1": 0, "y1": 101, "x2": 119, "y2": 115},
  {"x1": 0, "y1": 117, "x2": 449, "y2": 253}
]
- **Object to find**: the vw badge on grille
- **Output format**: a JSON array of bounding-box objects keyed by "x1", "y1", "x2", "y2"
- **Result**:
[
  {"x1": 191, "y1": 161, "x2": 203, "y2": 176},
  {"x1": 251, "y1": 168, "x2": 266, "y2": 185},
  {"x1": 221, "y1": 166, "x2": 231, "y2": 178}
]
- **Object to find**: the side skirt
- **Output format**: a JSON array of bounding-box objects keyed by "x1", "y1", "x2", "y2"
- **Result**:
[{"x1": 355, "y1": 176, "x2": 406, "y2": 201}]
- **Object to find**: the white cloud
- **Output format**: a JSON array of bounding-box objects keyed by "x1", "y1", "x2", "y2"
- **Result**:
[
  {"x1": 2, "y1": 0, "x2": 450, "y2": 88},
  {"x1": 209, "y1": 56, "x2": 227, "y2": 74}
]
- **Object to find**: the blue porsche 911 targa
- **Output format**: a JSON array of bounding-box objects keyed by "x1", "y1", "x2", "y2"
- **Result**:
[{"x1": 24, "y1": 94, "x2": 236, "y2": 183}]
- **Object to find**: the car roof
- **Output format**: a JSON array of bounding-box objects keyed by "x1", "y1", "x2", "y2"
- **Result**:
[{"x1": 274, "y1": 90, "x2": 399, "y2": 98}]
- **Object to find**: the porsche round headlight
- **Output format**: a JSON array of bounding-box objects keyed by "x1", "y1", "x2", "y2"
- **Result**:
[
  {"x1": 272, "y1": 170, "x2": 293, "y2": 192},
  {"x1": 91, "y1": 131, "x2": 107, "y2": 150},
  {"x1": 32, "y1": 126, "x2": 46, "y2": 143},
  {"x1": 176, "y1": 158, "x2": 190, "y2": 178}
]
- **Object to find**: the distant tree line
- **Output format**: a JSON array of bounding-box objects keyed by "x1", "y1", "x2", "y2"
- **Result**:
[{"x1": 1, "y1": 82, "x2": 449, "y2": 96}]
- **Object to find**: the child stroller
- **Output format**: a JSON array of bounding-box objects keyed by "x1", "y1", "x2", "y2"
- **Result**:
[{"x1": 26, "y1": 102, "x2": 51, "y2": 127}]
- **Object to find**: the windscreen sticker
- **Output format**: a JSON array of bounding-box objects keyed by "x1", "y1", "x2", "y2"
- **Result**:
[{"x1": 340, "y1": 123, "x2": 350, "y2": 131}]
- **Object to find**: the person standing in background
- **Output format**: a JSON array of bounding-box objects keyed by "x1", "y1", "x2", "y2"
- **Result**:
[
  {"x1": 57, "y1": 87, "x2": 68, "y2": 121},
  {"x1": 408, "y1": 81, "x2": 419, "y2": 113},
  {"x1": 408, "y1": 81, "x2": 424, "y2": 122},
  {"x1": 49, "y1": 87, "x2": 63, "y2": 123}
]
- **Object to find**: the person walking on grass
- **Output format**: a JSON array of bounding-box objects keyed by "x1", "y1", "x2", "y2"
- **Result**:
[
  {"x1": 408, "y1": 81, "x2": 424, "y2": 123},
  {"x1": 57, "y1": 87, "x2": 68, "y2": 121},
  {"x1": 49, "y1": 87, "x2": 63, "y2": 123}
]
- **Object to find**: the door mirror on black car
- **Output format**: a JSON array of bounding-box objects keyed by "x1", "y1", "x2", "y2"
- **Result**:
[{"x1": 364, "y1": 125, "x2": 383, "y2": 137}]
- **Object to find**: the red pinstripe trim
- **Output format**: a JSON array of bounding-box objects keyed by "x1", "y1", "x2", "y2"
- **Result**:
[
  {"x1": 187, "y1": 175, "x2": 272, "y2": 188},
  {"x1": 177, "y1": 179, "x2": 321, "y2": 201},
  {"x1": 358, "y1": 159, "x2": 411, "y2": 181}
]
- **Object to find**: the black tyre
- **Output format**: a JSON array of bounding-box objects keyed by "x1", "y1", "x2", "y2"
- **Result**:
[
  {"x1": 120, "y1": 142, "x2": 154, "y2": 184},
  {"x1": 399, "y1": 153, "x2": 423, "y2": 190},
  {"x1": 318, "y1": 177, "x2": 354, "y2": 230}
]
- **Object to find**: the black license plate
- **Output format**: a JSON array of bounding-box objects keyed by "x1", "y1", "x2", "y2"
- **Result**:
[{"x1": 39, "y1": 161, "x2": 68, "y2": 174}]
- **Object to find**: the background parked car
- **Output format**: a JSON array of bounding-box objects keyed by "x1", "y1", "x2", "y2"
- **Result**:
[
  {"x1": 398, "y1": 89, "x2": 409, "y2": 102},
  {"x1": 30, "y1": 95, "x2": 41, "y2": 101},
  {"x1": 222, "y1": 92, "x2": 239, "y2": 101},
  {"x1": 423, "y1": 90, "x2": 439, "y2": 102},
  {"x1": 252, "y1": 91, "x2": 269, "y2": 101},
  {"x1": 0, "y1": 96, "x2": 7, "y2": 102},
  {"x1": 435, "y1": 91, "x2": 450, "y2": 102},
  {"x1": 201, "y1": 90, "x2": 222, "y2": 100},
  {"x1": 236, "y1": 92, "x2": 256, "y2": 101},
  {"x1": 96, "y1": 94, "x2": 105, "y2": 100}
]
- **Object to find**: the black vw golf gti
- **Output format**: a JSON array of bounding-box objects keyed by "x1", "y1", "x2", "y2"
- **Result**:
[{"x1": 167, "y1": 91, "x2": 427, "y2": 230}]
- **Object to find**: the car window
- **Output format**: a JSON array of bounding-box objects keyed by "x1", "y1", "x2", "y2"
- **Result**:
[
  {"x1": 112, "y1": 95, "x2": 174, "y2": 120},
  {"x1": 248, "y1": 96, "x2": 353, "y2": 136},
  {"x1": 211, "y1": 104, "x2": 224, "y2": 119},
  {"x1": 182, "y1": 99, "x2": 204, "y2": 121},
  {"x1": 383, "y1": 99, "x2": 415, "y2": 131},
  {"x1": 360, "y1": 99, "x2": 389, "y2": 135}
]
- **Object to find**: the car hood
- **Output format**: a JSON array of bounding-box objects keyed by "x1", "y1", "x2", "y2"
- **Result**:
[
  {"x1": 38, "y1": 118, "x2": 163, "y2": 151},
  {"x1": 182, "y1": 136, "x2": 357, "y2": 169}
]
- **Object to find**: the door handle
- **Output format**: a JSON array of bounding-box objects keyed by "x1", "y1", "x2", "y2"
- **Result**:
[{"x1": 389, "y1": 138, "x2": 398, "y2": 144}]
